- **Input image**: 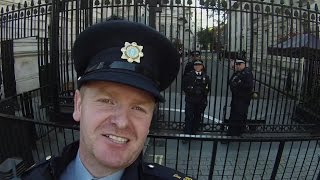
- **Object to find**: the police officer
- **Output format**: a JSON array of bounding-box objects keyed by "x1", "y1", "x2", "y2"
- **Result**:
[
  {"x1": 183, "y1": 50, "x2": 201, "y2": 75},
  {"x1": 21, "y1": 20, "x2": 193, "y2": 180},
  {"x1": 228, "y1": 58, "x2": 253, "y2": 136},
  {"x1": 182, "y1": 60, "x2": 211, "y2": 135}
]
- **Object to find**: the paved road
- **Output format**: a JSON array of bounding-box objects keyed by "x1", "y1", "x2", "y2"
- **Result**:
[{"x1": 158, "y1": 93, "x2": 296, "y2": 126}]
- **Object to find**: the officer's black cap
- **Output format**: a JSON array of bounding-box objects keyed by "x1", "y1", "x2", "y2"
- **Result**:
[
  {"x1": 73, "y1": 20, "x2": 180, "y2": 102},
  {"x1": 193, "y1": 60, "x2": 203, "y2": 65},
  {"x1": 235, "y1": 58, "x2": 246, "y2": 64},
  {"x1": 190, "y1": 50, "x2": 201, "y2": 57}
]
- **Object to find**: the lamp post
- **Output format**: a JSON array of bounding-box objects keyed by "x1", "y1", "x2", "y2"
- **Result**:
[
  {"x1": 177, "y1": 17, "x2": 187, "y2": 49},
  {"x1": 177, "y1": 18, "x2": 184, "y2": 40},
  {"x1": 148, "y1": 0, "x2": 157, "y2": 28}
]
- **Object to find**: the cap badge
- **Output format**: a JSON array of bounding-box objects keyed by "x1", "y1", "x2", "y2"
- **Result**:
[
  {"x1": 121, "y1": 42, "x2": 144, "y2": 63},
  {"x1": 183, "y1": 177, "x2": 193, "y2": 180},
  {"x1": 173, "y1": 174, "x2": 181, "y2": 179}
]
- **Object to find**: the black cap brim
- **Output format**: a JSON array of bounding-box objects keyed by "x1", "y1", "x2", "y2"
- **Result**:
[{"x1": 78, "y1": 69, "x2": 165, "y2": 102}]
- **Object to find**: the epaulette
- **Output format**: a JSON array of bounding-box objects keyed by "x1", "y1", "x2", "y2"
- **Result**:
[
  {"x1": 143, "y1": 162, "x2": 194, "y2": 180},
  {"x1": 21, "y1": 155, "x2": 52, "y2": 177}
]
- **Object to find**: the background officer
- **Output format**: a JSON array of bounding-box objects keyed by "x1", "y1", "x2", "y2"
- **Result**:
[
  {"x1": 183, "y1": 50, "x2": 201, "y2": 75},
  {"x1": 183, "y1": 60, "x2": 211, "y2": 135},
  {"x1": 22, "y1": 20, "x2": 193, "y2": 180},
  {"x1": 228, "y1": 57, "x2": 254, "y2": 136}
]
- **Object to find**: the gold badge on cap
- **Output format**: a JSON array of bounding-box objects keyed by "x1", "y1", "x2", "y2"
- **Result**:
[
  {"x1": 173, "y1": 174, "x2": 181, "y2": 179},
  {"x1": 121, "y1": 42, "x2": 144, "y2": 63},
  {"x1": 183, "y1": 177, "x2": 192, "y2": 180}
]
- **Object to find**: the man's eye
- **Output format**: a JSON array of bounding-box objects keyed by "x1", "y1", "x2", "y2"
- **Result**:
[
  {"x1": 98, "y1": 99, "x2": 113, "y2": 104},
  {"x1": 132, "y1": 106, "x2": 146, "y2": 113}
]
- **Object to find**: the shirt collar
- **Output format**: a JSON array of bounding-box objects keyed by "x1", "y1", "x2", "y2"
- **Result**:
[{"x1": 62, "y1": 150, "x2": 124, "y2": 180}]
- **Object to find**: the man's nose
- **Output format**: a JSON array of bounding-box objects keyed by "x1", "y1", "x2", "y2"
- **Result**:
[{"x1": 110, "y1": 106, "x2": 129, "y2": 129}]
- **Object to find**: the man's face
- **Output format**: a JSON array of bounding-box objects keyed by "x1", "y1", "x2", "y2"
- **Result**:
[
  {"x1": 192, "y1": 55, "x2": 200, "y2": 61},
  {"x1": 73, "y1": 81, "x2": 155, "y2": 173},
  {"x1": 194, "y1": 64, "x2": 203, "y2": 72},
  {"x1": 230, "y1": 60, "x2": 245, "y2": 71}
]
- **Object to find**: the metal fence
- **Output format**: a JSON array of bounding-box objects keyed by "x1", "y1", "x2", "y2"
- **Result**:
[
  {"x1": 0, "y1": 0, "x2": 320, "y2": 131},
  {"x1": 1, "y1": 0, "x2": 320, "y2": 126},
  {"x1": 0, "y1": 1, "x2": 320, "y2": 179},
  {"x1": 0, "y1": 85, "x2": 316, "y2": 134},
  {"x1": 0, "y1": 114, "x2": 319, "y2": 179}
]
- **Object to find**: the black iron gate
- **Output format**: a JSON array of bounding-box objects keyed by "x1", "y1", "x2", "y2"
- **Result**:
[
  {"x1": 0, "y1": 0, "x2": 319, "y2": 131},
  {"x1": 1, "y1": 40, "x2": 16, "y2": 98},
  {"x1": 0, "y1": 1, "x2": 320, "y2": 178}
]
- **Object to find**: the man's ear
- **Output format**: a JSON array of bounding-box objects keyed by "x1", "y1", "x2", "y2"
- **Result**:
[{"x1": 73, "y1": 90, "x2": 82, "y2": 122}]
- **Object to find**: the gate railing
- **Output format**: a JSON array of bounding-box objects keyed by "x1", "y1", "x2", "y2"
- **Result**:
[
  {"x1": 0, "y1": 0, "x2": 320, "y2": 145},
  {"x1": 0, "y1": 0, "x2": 320, "y2": 139},
  {"x1": 0, "y1": 113, "x2": 319, "y2": 179},
  {"x1": 0, "y1": 86, "x2": 317, "y2": 133},
  {"x1": 0, "y1": 1, "x2": 320, "y2": 178}
]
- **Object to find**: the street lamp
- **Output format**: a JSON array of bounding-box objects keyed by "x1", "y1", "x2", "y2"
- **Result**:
[
  {"x1": 177, "y1": 17, "x2": 187, "y2": 40},
  {"x1": 176, "y1": 17, "x2": 187, "y2": 50}
]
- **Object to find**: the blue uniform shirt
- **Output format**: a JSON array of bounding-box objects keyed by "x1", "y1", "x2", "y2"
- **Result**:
[{"x1": 60, "y1": 151, "x2": 124, "y2": 180}]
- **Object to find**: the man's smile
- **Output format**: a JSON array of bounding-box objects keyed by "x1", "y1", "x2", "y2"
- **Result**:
[{"x1": 103, "y1": 134, "x2": 129, "y2": 144}]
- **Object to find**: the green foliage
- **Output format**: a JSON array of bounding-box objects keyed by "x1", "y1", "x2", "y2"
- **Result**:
[
  {"x1": 197, "y1": 28, "x2": 212, "y2": 50},
  {"x1": 197, "y1": 25, "x2": 226, "y2": 51}
]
